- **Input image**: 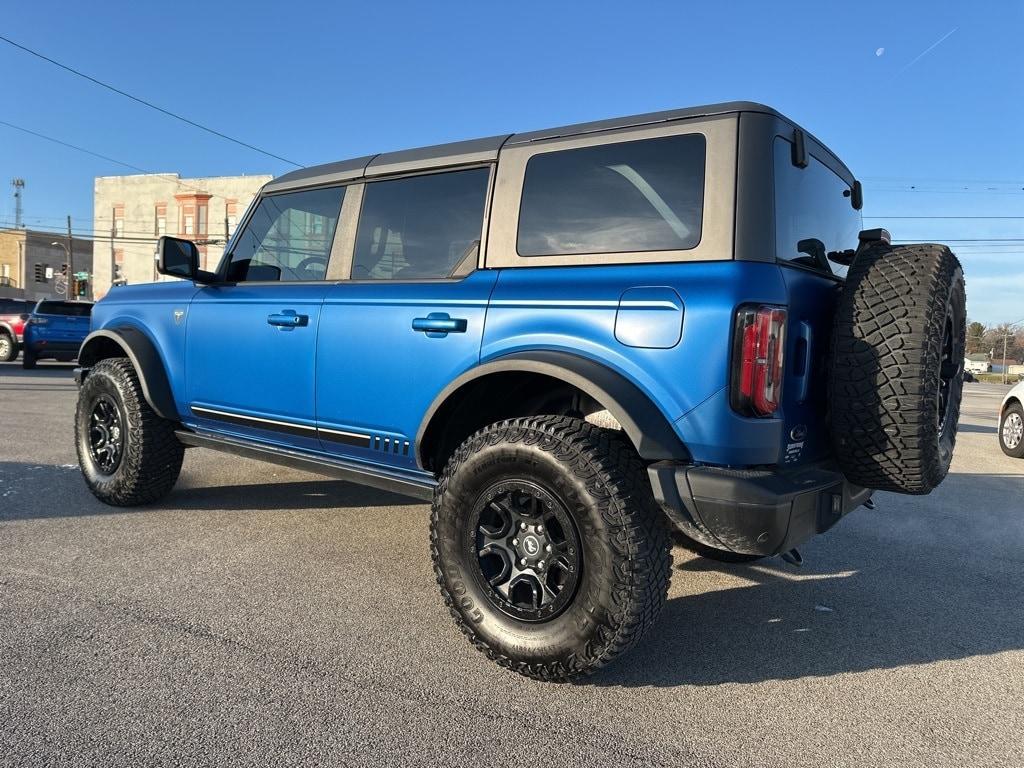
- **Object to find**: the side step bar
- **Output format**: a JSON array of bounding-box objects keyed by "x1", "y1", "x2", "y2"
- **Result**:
[{"x1": 174, "y1": 430, "x2": 437, "y2": 501}]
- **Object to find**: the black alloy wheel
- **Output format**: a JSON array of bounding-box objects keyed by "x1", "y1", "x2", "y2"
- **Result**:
[
  {"x1": 88, "y1": 394, "x2": 125, "y2": 474},
  {"x1": 471, "y1": 480, "x2": 582, "y2": 622}
]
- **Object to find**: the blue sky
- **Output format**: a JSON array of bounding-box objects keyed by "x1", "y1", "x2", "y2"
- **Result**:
[{"x1": 1, "y1": 0, "x2": 1022, "y2": 323}]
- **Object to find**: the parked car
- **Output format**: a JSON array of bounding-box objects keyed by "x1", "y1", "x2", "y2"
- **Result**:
[
  {"x1": 0, "y1": 298, "x2": 32, "y2": 362},
  {"x1": 999, "y1": 381, "x2": 1024, "y2": 458},
  {"x1": 73, "y1": 102, "x2": 965, "y2": 681},
  {"x1": 22, "y1": 300, "x2": 93, "y2": 369}
]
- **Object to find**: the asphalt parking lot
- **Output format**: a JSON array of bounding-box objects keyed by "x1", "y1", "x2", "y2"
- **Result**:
[{"x1": 1, "y1": 361, "x2": 1022, "y2": 767}]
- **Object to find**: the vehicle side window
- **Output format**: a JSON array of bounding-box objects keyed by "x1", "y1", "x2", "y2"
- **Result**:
[
  {"x1": 517, "y1": 134, "x2": 705, "y2": 257},
  {"x1": 352, "y1": 168, "x2": 490, "y2": 280},
  {"x1": 226, "y1": 186, "x2": 346, "y2": 282},
  {"x1": 773, "y1": 137, "x2": 860, "y2": 278}
]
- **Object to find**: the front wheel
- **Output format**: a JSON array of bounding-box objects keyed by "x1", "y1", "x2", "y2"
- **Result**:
[
  {"x1": 1000, "y1": 403, "x2": 1024, "y2": 459},
  {"x1": 431, "y1": 416, "x2": 671, "y2": 681},
  {"x1": 75, "y1": 358, "x2": 184, "y2": 506}
]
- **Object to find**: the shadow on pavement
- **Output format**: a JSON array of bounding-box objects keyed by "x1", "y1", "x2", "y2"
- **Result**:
[
  {"x1": 0, "y1": 362, "x2": 77, "y2": 379},
  {"x1": 0, "y1": 461, "x2": 421, "y2": 519},
  {"x1": 957, "y1": 423, "x2": 997, "y2": 435},
  {"x1": 588, "y1": 468, "x2": 1024, "y2": 688},
  {"x1": 3, "y1": 460, "x2": 1022, "y2": 688}
]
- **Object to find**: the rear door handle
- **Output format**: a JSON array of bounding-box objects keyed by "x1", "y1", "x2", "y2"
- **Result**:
[
  {"x1": 412, "y1": 312, "x2": 467, "y2": 338},
  {"x1": 267, "y1": 310, "x2": 309, "y2": 330}
]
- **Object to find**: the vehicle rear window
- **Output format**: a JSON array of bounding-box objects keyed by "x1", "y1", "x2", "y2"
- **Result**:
[
  {"x1": 0, "y1": 299, "x2": 31, "y2": 314},
  {"x1": 353, "y1": 167, "x2": 490, "y2": 280},
  {"x1": 773, "y1": 137, "x2": 860, "y2": 278},
  {"x1": 36, "y1": 301, "x2": 93, "y2": 317},
  {"x1": 517, "y1": 133, "x2": 705, "y2": 257}
]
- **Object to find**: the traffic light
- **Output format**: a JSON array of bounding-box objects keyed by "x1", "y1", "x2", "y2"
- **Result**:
[{"x1": 76, "y1": 279, "x2": 88, "y2": 298}]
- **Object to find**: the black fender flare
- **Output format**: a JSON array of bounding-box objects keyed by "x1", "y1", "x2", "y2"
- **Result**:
[
  {"x1": 77, "y1": 328, "x2": 179, "y2": 421},
  {"x1": 415, "y1": 349, "x2": 688, "y2": 467}
]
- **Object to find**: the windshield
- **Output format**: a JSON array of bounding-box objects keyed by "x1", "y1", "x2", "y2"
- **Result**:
[{"x1": 773, "y1": 136, "x2": 861, "y2": 278}]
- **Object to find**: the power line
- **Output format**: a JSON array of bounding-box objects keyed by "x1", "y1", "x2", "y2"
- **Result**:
[
  {"x1": 0, "y1": 34, "x2": 302, "y2": 168},
  {"x1": 0, "y1": 119, "x2": 265, "y2": 204}
]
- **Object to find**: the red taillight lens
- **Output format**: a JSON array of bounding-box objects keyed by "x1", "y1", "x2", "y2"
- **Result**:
[{"x1": 731, "y1": 305, "x2": 787, "y2": 417}]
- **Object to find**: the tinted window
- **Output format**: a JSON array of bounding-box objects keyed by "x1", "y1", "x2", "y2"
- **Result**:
[
  {"x1": 0, "y1": 299, "x2": 31, "y2": 314},
  {"x1": 227, "y1": 186, "x2": 346, "y2": 282},
  {"x1": 773, "y1": 137, "x2": 860, "y2": 278},
  {"x1": 517, "y1": 134, "x2": 705, "y2": 256},
  {"x1": 36, "y1": 301, "x2": 92, "y2": 317},
  {"x1": 353, "y1": 168, "x2": 489, "y2": 280}
]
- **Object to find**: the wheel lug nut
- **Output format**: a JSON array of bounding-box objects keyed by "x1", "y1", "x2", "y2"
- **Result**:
[
  {"x1": 545, "y1": 544, "x2": 552, "y2": 552},
  {"x1": 512, "y1": 538, "x2": 519, "y2": 545},
  {"x1": 520, "y1": 558, "x2": 527, "y2": 566},
  {"x1": 520, "y1": 522, "x2": 527, "y2": 530}
]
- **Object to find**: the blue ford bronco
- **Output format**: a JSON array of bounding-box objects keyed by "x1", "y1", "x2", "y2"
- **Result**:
[{"x1": 74, "y1": 102, "x2": 966, "y2": 680}]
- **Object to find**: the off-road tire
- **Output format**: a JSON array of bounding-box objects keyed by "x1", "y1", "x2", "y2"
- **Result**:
[
  {"x1": 829, "y1": 243, "x2": 966, "y2": 494},
  {"x1": 75, "y1": 358, "x2": 184, "y2": 506},
  {"x1": 999, "y1": 402, "x2": 1024, "y2": 459},
  {"x1": 0, "y1": 333, "x2": 16, "y2": 362},
  {"x1": 21, "y1": 350, "x2": 36, "y2": 369},
  {"x1": 431, "y1": 416, "x2": 672, "y2": 681}
]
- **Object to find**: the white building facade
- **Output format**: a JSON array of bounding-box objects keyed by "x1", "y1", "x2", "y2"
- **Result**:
[{"x1": 93, "y1": 172, "x2": 271, "y2": 298}]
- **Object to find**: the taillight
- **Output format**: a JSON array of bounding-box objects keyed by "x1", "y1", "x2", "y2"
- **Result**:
[{"x1": 731, "y1": 305, "x2": 787, "y2": 417}]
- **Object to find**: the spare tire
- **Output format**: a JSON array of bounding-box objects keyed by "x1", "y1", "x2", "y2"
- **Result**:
[{"x1": 829, "y1": 242, "x2": 965, "y2": 494}]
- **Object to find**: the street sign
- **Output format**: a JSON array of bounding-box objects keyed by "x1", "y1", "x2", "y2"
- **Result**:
[{"x1": 74, "y1": 271, "x2": 89, "y2": 280}]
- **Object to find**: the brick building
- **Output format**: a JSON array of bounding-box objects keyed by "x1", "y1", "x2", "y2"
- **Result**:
[
  {"x1": 0, "y1": 228, "x2": 94, "y2": 303},
  {"x1": 92, "y1": 172, "x2": 271, "y2": 298}
]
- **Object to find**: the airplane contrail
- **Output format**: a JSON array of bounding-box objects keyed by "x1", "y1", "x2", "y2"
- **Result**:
[{"x1": 896, "y1": 27, "x2": 959, "y2": 75}]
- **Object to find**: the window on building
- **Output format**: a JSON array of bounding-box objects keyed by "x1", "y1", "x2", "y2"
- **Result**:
[
  {"x1": 226, "y1": 186, "x2": 346, "y2": 282},
  {"x1": 155, "y1": 203, "x2": 167, "y2": 236},
  {"x1": 352, "y1": 168, "x2": 490, "y2": 280},
  {"x1": 113, "y1": 204, "x2": 125, "y2": 238},
  {"x1": 517, "y1": 134, "x2": 706, "y2": 256},
  {"x1": 181, "y1": 204, "x2": 195, "y2": 236},
  {"x1": 197, "y1": 202, "x2": 208, "y2": 235},
  {"x1": 226, "y1": 200, "x2": 238, "y2": 235}
]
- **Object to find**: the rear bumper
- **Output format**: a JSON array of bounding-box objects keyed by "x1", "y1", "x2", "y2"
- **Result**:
[{"x1": 648, "y1": 461, "x2": 872, "y2": 556}]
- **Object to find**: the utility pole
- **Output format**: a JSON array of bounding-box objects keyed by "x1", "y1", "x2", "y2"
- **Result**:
[
  {"x1": 11, "y1": 178, "x2": 25, "y2": 228},
  {"x1": 66, "y1": 215, "x2": 74, "y2": 300},
  {"x1": 1003, "y1": 332, "x2": 1009, "y2": 386}
]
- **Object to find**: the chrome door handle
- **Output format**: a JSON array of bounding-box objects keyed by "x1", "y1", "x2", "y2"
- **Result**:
[
  {"x1": 267, "y1": 310, "x2": 308, "y2": 329},
  {"x1": 412, "y1": 312, "x2": 467, "y2": 338}
]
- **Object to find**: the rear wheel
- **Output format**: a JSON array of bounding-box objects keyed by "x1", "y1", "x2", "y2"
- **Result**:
[
  {"x1": 1000, "y1": 403, "x2": 1024, "y2": 459},
  {"x1": 75, "y1": 358, "x2": 184, "y2": 506},
  {"x1": 21, "y1": 350, "x2": 36, "y2": 369},
  {"x1": 431, "y1": 416, "x2": 671, "y2": 681},
  {"x1": 0, "y1": 333, "x2": 15, "y2": 362},
  {"x1": 829, "y1": 243, "x2": 966, "y2": 494}
]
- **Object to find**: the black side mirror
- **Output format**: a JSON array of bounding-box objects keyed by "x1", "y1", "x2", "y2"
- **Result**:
[{"x1": 156, "y1": 236, "x2": 200, "y2": 280}]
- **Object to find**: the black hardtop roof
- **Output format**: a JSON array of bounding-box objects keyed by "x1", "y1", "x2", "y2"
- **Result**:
[{"x1": 264, "y1": 101, "x2": 840, "y2": 193}]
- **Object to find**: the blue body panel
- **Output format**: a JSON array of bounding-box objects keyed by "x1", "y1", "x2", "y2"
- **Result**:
[
  {"x1": 482, "y1": 261, "x2": 789, "y2": 465},
  {"x1": 89, "y1": 257, "x2": 826, "y2": 475},
  {"x1": 89, "y1": 282, "x2": 199, "y2": 414},
  {"x1": 315, "y1": 270, "x2": 498, "y2": 469},
  {"x1": 185, "y1": 283, "x2": 329, "y2": 453}
]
